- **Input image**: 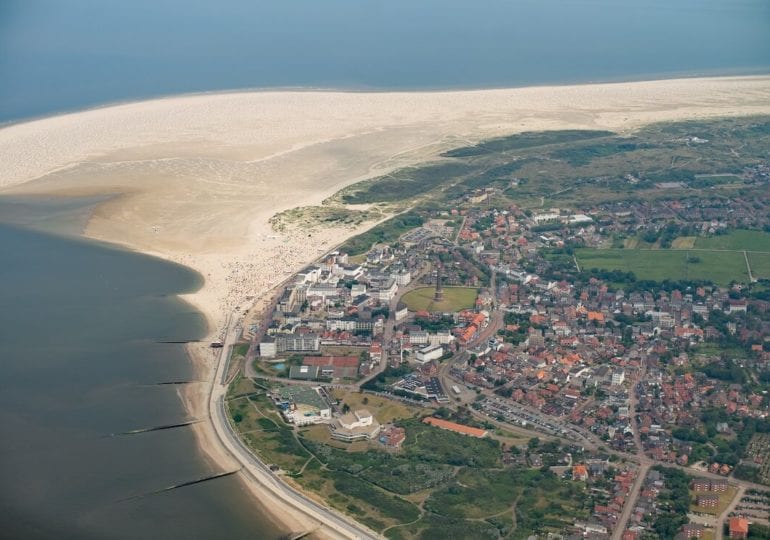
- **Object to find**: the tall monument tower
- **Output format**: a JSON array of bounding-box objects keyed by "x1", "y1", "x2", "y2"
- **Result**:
[{"x1": 434, "y1": 264, "x2": 444, "y2": 302}]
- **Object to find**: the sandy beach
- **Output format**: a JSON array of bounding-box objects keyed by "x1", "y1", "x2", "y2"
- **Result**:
[
  {"x1": 2, "y1": 76, "x2": 770, "y2": 336},
  {"x1": 2, "y1": 75, "x2": 770, "y2": 534}
]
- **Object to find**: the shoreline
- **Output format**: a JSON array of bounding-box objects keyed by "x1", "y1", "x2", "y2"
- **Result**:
[
  {"x1": 2, "y1": 66, "x2": 769, "y2": 129},
  {"x1": 181, "y1": 340, "x2": 345, "y2": 538},
  {"x1": 3, "y1": 75, "x2": 770, "y2": 537},
  {"x1": 183, "y1": 309, "x2": 379, "y2": 540}
]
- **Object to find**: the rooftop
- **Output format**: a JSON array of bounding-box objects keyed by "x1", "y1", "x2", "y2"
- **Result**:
[{"x1": 423, "y1": 416, "x2": 488, "y2": 438}]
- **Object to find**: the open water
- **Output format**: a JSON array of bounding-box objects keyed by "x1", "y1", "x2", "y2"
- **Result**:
[
  {"x1": 0, "y1": 201, "x2": 281, "y2": 539},
  {"x1": 1, "y1": 0, "x2": 769, "y2": 122}
]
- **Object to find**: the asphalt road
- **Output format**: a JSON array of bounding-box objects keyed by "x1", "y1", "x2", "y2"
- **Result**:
[{"x1": 207, "y1": 323, "x2": 379, "y2": 540}]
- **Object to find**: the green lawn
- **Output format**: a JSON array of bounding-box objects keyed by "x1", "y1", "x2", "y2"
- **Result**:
[
  {"x1": 695, "y1": 230, "x2": 770, "y2": 252},
  {"x1": 576, "y1": 249, "x2": 749, "y2": 285},
  {"x1": 401, "y1": 286, "x2": 478, "y2": 313},
  {"x1": 748, "y1": 252, "x2": 770, "y2": 280}
]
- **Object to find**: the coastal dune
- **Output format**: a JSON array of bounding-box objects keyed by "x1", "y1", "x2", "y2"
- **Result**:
[
  {"x1": 2, "y1": 77, "x2": 770, "y2": 335},
  {"x1": 3, "y1": 76, "x2": 770, "y2": 537}
]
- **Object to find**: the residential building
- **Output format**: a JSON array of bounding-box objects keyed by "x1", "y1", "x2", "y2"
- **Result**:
[
  {"x1": 729, "y1": 517, "x2": 749, "y2": 539},
  {"x1": 573, "y1": 464, "x2": 589, "y2": 481},
  {"x1": 276, "y1": 333, "x2": 320, "y2": 353},
  {"x1": 696, "y1": 494, "x2": 719, "y2": 508},
  {"x1": 680, "y1": 524, "x2": 704, "y2": 538}
]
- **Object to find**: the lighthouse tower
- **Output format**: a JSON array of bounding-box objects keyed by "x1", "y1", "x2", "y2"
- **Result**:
[{"x1": 434, "y1": 265, "x2": 444, "y2": 302}]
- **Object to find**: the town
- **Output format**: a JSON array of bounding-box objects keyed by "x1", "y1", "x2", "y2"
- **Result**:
[{"x1": 221, "y1": 117, "x2": 770, "y2": 539}]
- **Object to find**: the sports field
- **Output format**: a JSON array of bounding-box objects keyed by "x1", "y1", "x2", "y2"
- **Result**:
[{"x1": 400, "y1": 286, "x2": 478, "y2": 312}]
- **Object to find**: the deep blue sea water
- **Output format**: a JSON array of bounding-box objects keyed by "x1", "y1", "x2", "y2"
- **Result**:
[{"x1": 1, "y1": 0, "x2": 769, "y2": 123}]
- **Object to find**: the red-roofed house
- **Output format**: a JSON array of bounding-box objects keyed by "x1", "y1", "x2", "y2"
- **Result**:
[
  {"x1": 573, "y1": 464, "x2": 588, "y2": 481},
  {"x1": 729, "y1": 517, "x2": 749, "y2": 539}
]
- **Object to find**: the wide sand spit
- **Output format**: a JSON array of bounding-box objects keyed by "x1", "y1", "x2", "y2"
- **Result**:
[{"x1": 3, "y1": 76, "x2": 770, "y2": 536}]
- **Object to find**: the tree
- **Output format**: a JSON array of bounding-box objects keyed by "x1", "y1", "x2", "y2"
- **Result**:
[{"x1": 528, "y1": 437, "x2": 541, "y2": 450}]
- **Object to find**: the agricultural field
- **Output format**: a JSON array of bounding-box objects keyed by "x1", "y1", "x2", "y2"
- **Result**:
[
  {"x1": 694, "y1": 230, "x2": 770, "y2": 252},
  {"x1": 576, "y1": 249, "x2": 749, "y2": 285},
  {"x1": 623, "y1": 235, "x2": 655, "y2": 249},
  {"x1": 671, "y1": 236, "x2": 697, "y2": 249},
  {"x1": 400, "y1": 286, "x2": 478, "y2": 313},
  {"x1": 748, "y1": 252, "x2": 770, "y2": 280},
  {"x1": 581, "y1": 230, "x2": 770, "y2": 285}
]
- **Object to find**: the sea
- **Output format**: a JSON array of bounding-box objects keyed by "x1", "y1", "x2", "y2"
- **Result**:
[
  {"x1": 0, "y1": 0, "x2": 768, "y2": 538},
  {"x1": 0, "y1": 199, "x2": 282, "y2": 540},
  {"x1": 1, "y1": 0, "x2": 769, "y2": 123}
]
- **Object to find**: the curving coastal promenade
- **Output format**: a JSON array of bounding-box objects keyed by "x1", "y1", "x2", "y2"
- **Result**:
[{"x1": 204, "y1": 313, "x2": 378, "y2": 539}]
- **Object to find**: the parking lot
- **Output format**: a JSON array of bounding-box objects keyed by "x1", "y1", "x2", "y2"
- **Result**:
[{"x1": 476, "y1": 396, "x2": 595, "y2": 446}]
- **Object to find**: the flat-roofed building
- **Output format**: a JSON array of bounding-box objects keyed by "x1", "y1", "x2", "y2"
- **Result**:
[
  {"x1": 415, "y1": 344, "x2": 444, "y2": 364},
  {"x1": 329, "y1": 409, "x2": 381, "y2": 442},
  {"x1": 259, "y1": 337, "x2": 277, "y2": 358},
  {"x1": 276, "y1": 333, "x2": 320, "y2": 353},
  {"x1": 372, "y1": 278, "x2": 398, "y2": 302}
]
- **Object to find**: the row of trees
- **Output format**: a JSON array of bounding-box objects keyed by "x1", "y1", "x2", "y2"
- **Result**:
[{"x1": 652, "y1": 466, "x2": 691, "y2": 538}]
